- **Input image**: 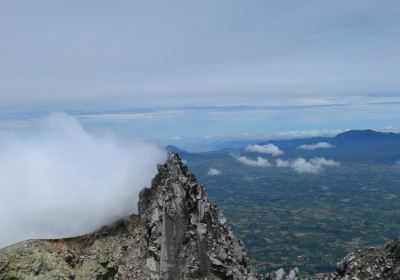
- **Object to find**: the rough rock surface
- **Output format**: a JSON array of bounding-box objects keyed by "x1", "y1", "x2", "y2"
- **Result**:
[
  {"x1": 313, "y1": 238, "x2": 400, "y2": 280},
  {"x1": 1, "y1": 153, "x2": 400, "y2": 280},
  {"x1": 0, "y1": 154, "x2": 261, "y2": 279},
  {"x1": 0, "y1": 215, "x2": 145, "y2": 279},
  {"x1": 139, "y1": 153, "x2": 261, "y2": 280}
]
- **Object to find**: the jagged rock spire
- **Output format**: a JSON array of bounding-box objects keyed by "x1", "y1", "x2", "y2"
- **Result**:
[{"x1": 138, "y1": 153, "x2": 261, "y2": 280}]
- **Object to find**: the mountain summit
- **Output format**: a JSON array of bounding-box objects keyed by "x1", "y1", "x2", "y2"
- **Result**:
[
  {"x1": 0, "y1": 154, "x2": 263, "y2": 279},
  {"x1": 1, "y1": 154, "x2": 399, "y2": 279},
  {"x1": 138, "y1": 154, "x2": 260, "y2": 279}
]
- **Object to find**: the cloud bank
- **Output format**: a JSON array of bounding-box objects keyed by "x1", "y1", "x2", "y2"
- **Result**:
[
  {"x1": 207, "y1": 168, "x2": 222, "y2": 176},
  {"x1": 245, "y1": 144, "x2": 283, "y2": 156},
  {"x1": 235, "y1": 155, "x2": 271, "y2": 167},
  {"x1": 0, "y1": 113, "x2": 166, "y2": 249},
  {"x1": 276, "y1": 157, "x2": 340, "y2": 173},
  {"x1": 297, "y1": 142, "x2": 335, "y2": 150}
]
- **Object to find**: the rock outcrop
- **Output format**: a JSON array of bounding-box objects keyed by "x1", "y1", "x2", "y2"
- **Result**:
[
  {"x1": 1, "y1": 153, "x2": 399, "y2": 280},
  {"x1": 313, "y1": 238, "x2": 400, "y2": 280},
  {"x1": 138, "y1": 153, "x2": 260, "y2": 279},
  {"x1": 0, "y1": 154, "x2": 261, "y2": 280},
  {"x1": 0, "y1": 215, "x2": 144, "y2": 279}
]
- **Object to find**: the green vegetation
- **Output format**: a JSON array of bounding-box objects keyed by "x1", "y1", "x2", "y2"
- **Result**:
[{"x1": 186, "y1": 153, "x2": 400, "y2": 276}]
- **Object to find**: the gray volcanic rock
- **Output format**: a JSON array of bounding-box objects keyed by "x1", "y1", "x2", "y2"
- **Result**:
[
  {"x1": 313, "y1": 238, "x2": 400, "y2": 280},
  {"x1": 2, "y1": 152, "x2": 400, "y2": 280},
  {"x1": 0, "y1": 215, "x2": 145, "y2": 280},
  {"x1": 0, "y1": 153, "x2": 261, "y2": 280},
  {"x1": 139, "y1": 153, "x2": 261, "y2": 280}
]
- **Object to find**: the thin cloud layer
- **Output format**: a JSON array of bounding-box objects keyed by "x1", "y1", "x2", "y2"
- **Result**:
[
  {"x1": 297, "y1": 142, "x2": 335, "y2": 150},
  {"x1": 246, "y1": 144, "x2": 283, "y2": 156},
  {"x1": 235, "y1": 155, "x2": 271, "y2": 167},
  {"x1": 0, "y1": 113, "x2": 166, "y2": 249},
  {"x1": 1, "y1": 1, "x2": 400, "y2": 111},
  {"x1": 275, "y1": 157, "x2": 340, "y2": 173},
  {"x1": 207, "y1": 168, "x2": 222, "y2": 176}
]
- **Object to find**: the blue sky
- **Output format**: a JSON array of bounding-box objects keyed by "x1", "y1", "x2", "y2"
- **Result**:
[{"x1": 0, "y1": 1, "x2": 399, "y2": 149}]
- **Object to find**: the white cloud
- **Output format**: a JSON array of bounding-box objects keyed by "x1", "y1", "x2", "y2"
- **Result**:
[
  {"x1": 291, "y1": 158, "x2": 320, "y2": 173},
  {"x1": 235, "y1": 155, "x2": 271, "y2": 167},
  {"x1": 207, "y1": 168, "x2": 222, "y2": 176},
  {"x1": 0, "y1": 112, "x2": 166, "y2": 249},
  {"x1": 246, "y1": 144, "x2": 283, "y2": 156},
  {"x1": 311, "y1": 157, "x2": 340, "y2": 167},
  {"x1": 297, "y1": 142, "x2": 335, "y2": 150},
  {"x1": 275, "y1": 157, "x2": 339, "y2": 173},
  {"x1": 275, "y1": 158, "x2": 291, "y2": 167}
]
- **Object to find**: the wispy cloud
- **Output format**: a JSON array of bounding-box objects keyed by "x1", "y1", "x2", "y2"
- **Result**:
[
  {"x1": 246, "y1": 144, "x2": 283, "y2": 156},
  {"x1": 235, "y1": 155, "x2": 271, "y2": 167},
  {"x1": 273, "y1": 129, "x2": 345, "y2": 139},
  {"x1": 76, "y1": 110, "x2": 182, "y2": 121},
  {"x1": 297, "y1": 142, "x2": 335, "y2": 151},
  {"x1": 207, "y1": 168, "x2": 222, "y2": 176}
]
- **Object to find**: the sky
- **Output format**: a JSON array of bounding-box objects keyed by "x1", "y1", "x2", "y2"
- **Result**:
[{"x1": 0, "y1": 0, "x2": 400, "y2": 149}]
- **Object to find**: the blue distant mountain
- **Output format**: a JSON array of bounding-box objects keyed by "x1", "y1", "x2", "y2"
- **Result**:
[
  {"x1": 334, "y1": 129, "x2": 400, "y2": 142},
  {"x1": 254, "y1": 129, "x2": 400, "y2": 163},
  {"x1": 170, "y1": 130, "x2": 400, "y2": 164}
]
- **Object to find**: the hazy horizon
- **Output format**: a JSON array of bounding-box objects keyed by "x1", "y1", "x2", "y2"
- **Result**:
[
  {"x1": 1, "y1": 3, "x2": 400, "y2": 277},
  {"x1": 1, "y1": 1, "x2": 400, "y2": 149}
]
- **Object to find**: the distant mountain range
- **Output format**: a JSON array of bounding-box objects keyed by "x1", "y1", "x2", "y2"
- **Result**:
[{"x1": 167, "y1": 130, "x2": 400, "y2": 163}]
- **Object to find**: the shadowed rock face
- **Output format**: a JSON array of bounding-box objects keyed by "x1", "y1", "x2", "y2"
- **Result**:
[{"x1": 138, "y1": 153, "x2": 261, "y2": 280}]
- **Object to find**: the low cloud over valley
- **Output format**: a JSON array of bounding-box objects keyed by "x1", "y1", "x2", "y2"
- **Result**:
[
  {"x1": 297, "y1": 142, "x2": 335, "y2": 150},
  {"x1": 245, "y1": 144, "x2": 283, "y2": 156},
  {"x1": 0, "y1": 113, "x2": 166, "y2": 249},
  {"x1": 207, "y1": 168, "x2": 222, "y2": 176},
  {"x1": 235, "y1": 155, "x2": 272, "y2": 167},
  {"x1": 234, "y1": 153, "x2": 339, "y2": 174}
]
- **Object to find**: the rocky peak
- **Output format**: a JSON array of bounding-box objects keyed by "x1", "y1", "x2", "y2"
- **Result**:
[
  {"x1": 4, "y1": 152, "x2": 399, "y2": 280},
  {"x1": 138, "y1": 153, "x2": 261, "y2": 279}
]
